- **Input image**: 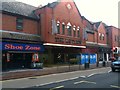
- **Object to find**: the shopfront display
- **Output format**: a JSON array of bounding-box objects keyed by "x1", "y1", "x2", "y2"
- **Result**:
[{"x1": 2, "y1": 42, "x2": 44, "y2": 70}]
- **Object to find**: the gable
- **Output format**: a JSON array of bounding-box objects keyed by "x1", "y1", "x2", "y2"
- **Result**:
[
  {"x1": 52, "y1": 0, "x2": 83, "y2": 26},
  {"x1": 98, "y1": 23, "x2": 106, "y2": 33}
]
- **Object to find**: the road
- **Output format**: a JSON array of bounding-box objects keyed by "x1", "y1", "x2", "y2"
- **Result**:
[
  {"x1": 31, "y1": 71, "x2": 120, "y2": 89},
  {"x1": 1, "y1": 67, "x2": 120, "y2": 89}
]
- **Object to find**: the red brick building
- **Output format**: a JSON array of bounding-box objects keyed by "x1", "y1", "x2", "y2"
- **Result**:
[
  {"x1": 93, "y1": 22, "x2": 111, "y2": 62},
  {"x1": 81, "y1": 16, "x2": 98, "y2": 66},
  {"x1": 82, "y1": 16, "x2": 112, "y2": 66},
  {"x1": 1, "y1": 2, "x2": 44, "y2": 70},
  {"x1": 34, "y1": 0, "x2": 86, "y2": 64},
  {"x1": 106, "y1": 26, "x2": 120, "y2": 58}
]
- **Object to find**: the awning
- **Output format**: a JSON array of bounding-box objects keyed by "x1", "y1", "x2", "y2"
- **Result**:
[{"x1": 43, "y1": 43, "x2": 86, "y2": 48}]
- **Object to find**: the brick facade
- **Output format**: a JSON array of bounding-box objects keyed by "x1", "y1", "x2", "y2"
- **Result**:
[
  {"x1": 35, "y1": 0, "x2": 85, "y2": 47},
  {"x1": 2, "y1": 14, "x2": 38, "y2": 35}
]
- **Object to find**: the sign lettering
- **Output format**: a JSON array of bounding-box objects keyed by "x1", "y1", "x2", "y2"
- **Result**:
[{"x1": 2, "y1": 42, "x2": 44, "y2": 52}]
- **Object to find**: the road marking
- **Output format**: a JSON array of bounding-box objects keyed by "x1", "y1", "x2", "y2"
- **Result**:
[
  {"x1": 36, "y1": 82, "x2": 55, "y2": 87},
  {"x1": 50, "y1": 85, "x2": 64, "y2": 90},
  {"x1": 110, "y1": 85, "x2": 120, "y2": 88},
  {"x1": 87, "y1": 73, "x2": 96, "y2": 77},
  {"x1": 74, "y1": 80, "x2": 96, "y2": 85},
  {"x1": 55, "y1": 77, "x2": 79, "y2": 83},
  {"x1": 108, "y1": 70, "x2": 111, "y2": 73}
]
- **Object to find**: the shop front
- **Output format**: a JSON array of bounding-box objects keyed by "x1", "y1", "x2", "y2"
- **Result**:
[
  {"x1": 2, "y1": 42, "x2": 44, "y2": 71},
  {"x1": 43, "y1": 43, "x2": 86, "y2": 65}
]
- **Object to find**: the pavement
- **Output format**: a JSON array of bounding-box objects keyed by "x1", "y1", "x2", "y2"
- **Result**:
[{"x1": 1, "y1": 62, "x2": 111, "y2": 81}]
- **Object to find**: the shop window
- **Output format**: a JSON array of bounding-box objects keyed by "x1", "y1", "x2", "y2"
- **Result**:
[
  {"x1": 16, "y1": 17, "x2": 23, "y2": 30},
  {"x1": 62, "y1": 22, "x2": 65, "y2": 35}
]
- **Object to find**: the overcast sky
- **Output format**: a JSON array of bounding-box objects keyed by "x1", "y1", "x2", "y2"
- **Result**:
[{"x1": 14, "y1": 0, "x2": 119, "y2": 28}]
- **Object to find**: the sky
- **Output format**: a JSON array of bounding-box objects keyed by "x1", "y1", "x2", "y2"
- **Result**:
[{"x1": 12, "y1": 0, "x2": 120, "y2": 28}]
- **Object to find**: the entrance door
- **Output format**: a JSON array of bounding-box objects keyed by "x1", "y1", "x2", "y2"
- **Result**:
[{"x1": 8, "y1": 53, "x2": 32, "y2": 70}]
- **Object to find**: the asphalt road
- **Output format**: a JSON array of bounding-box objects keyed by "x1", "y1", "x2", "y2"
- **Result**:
[
  {"x1": 31, "y1": 71, "x2": 120, "y2": 89},
  {"x1": 1, "y1": 67, "x2": 120, "y2": 89}
]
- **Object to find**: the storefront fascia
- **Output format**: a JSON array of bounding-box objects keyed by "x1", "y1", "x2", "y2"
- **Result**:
[
  {"x1": 2, "y1": 42, "x2": 44, "y2": 70},
  {"x1": 43, "y1": 43, "x2": 86, "y2": 48}
]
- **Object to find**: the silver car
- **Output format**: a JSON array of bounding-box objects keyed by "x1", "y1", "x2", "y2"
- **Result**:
[{"x1": 111, "y1": 57, "x2": 120, "y2": 72}]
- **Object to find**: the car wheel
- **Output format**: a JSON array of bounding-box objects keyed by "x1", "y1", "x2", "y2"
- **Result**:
[{"x1": 112, "y1": 68, "x2": 115, "y2": 72}]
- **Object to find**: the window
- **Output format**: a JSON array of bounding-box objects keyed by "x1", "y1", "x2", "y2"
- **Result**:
[
  {"x1": 99, "y1": 33, "x2": 102, "y2": 40},
  {"x1": 115, "y1": 35, "x2": 118, "y2": 42},
  {"x1": 77, "y1": 26, "x2": 80, "y2": 37},
  {"x1": 57, "y1": 21, "x2": 60, "y2": 34},
  {"x1": 16, "y1": 17, "x2": 23, "y2": 30},
  {"x1": 67, "y1": 22, "x2": 72, "y2": 36},
  {"x1": 62, "y1": 22, "x2": 65, "y2": 35},
  {"x1": 102, "y1": 34, "x2": 104, "y2": 40},
  {"x1": 67, "y1": 26, "x2": 72, "y2": 36},
  {"x1": 73, "y1": 25, "x2": 76, "y2": 37}
]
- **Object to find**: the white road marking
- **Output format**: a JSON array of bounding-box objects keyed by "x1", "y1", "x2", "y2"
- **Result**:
[
  {"x1": 87, "y1": 73, "x2": 96, "y2": 77},
  {"x1": 36, "y1": 77, "x2": 79, "y2": 87},
  {"x1": 108, "y1": 70, "x2": 112, "y2": 73},
  {"x1": 55, "y1": 77, "x2": 79, "y2": 83},
  {"x1": 74, "y1": 81, "x2": 85, "y2": 84},
  {"x1": 110, "y1": 85, "x2": 120, "y2": 88},
  {"x1": 74, "y1": 80, "x2": 96, "y2": 85},
  {"x1": 36, "y1": 82, "x2": 55, "y2": 87},
  {"x1": 50, "y1": 85, "x2": 64, "y2": 90}
]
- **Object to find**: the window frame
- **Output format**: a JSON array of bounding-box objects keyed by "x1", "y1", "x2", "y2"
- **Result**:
[
  {"x1": 16, "y1": 17, "x2": 23, "y2": 30},
  {"x1": 62, "y1": 22, "x2": 65, "y2": 35}
]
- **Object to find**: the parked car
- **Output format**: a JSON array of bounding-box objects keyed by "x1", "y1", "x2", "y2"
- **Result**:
[
  {"x1": 111, "y1": 57, "x2": 120, "y2": 72},
  {"x1": 109, "y1": 57, "x2": 116, "y2": 62}
]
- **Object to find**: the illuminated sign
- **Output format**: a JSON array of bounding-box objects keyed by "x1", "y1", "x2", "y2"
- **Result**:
[{"x1": 2, "y1": 42, "x2": 44, "y2": 52}]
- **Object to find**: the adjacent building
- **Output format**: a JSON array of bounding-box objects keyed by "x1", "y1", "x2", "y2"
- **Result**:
[
  {"x1": 1, "y1": 2, "x2": 44, "y2": 70},
  {"x1": 106, "y1": 26, "x2": 120, "y2": 58}
]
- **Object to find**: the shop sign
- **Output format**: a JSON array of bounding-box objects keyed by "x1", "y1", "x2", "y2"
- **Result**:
[
  {"x1": 55, "y1": 37, "x2": 81, "y2": 45},
  {"x1": 2, "y1": 42, "x2": 44, "y2": 52}
]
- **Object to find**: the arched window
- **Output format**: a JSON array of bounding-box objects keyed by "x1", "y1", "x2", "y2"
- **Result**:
[
  {"x1": 57, "y1": 21, "x2": 60, "y2": 34},
  {"x1": 62, "y1": 22, "x2": 65, "y2": 35},
  {"x1": 77, "y1": 26, "x2": 80, "y2": 37},
  {"x1": 73, "y1": 25, "x2": 76, "y2": 37},
  {"x1": 67, "y1": 22, "x2": 72, "y2": 36},
  {"x1": 102, "y1": 34, "x2": 105, "y2": 40}
]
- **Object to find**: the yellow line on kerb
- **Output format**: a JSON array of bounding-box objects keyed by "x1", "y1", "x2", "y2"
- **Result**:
[
  {"x1": 50, "y1": 85, "x2": 64, "y2": 90},
  {"x1": 110, "y1": 85, "x2": 120, "y2": 88}
]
